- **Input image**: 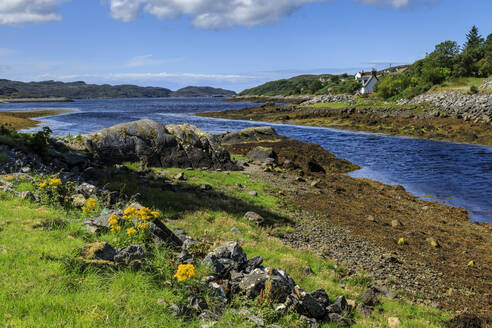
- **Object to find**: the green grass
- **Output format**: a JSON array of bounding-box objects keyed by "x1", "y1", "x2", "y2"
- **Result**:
[
  {"x1": 0, "y1": 169, "x2": 454, "y2": 327},
  {"x1": 429, "y1": 77, "x2": 486, "y2": 93},
  {"x1": 304, "y1": 102, "x2": 349, "y2": 109}
]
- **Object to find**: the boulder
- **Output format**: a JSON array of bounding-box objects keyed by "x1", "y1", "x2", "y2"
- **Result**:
[
  {"x1": 203, "y1": 242, "x2": 248, "y2": 276},
  {"x1": 239, "y1": 268, "x2": 295, "y2": 302},
  {"x1": 244, "y1": 211, "x2": 265, "y2": 225},
  {"x1": 114, "y1": 244, "x2": 146, "y2": 265},
  {"x1": 83, "y1": 120, "x2": 238, "y2": 170},
  {"x1": 246, "y1": 146, "x2": 278, "y2": 165},
  {"x1": 80, "y1": 242, "x2": 116, "y2": 262},
  {"x1": 220, "y1": 126, "x2": 280, "y2": 145}
]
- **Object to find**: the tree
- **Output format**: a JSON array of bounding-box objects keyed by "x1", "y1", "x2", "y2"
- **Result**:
[
  {"x1": 427, "y1": 40, "x2": 460, "y2": 69},
  {"x1": 464, "y1": 25, "x2": 484, "y2": 50}
]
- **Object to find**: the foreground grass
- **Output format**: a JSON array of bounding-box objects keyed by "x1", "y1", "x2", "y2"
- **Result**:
[{"x1": 0, "y1": 168, "x2": 452, "y2": 327}]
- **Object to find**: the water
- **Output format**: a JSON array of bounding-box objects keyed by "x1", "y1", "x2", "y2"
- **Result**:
[{"x1": 1, "y1": 97, "x2": 491, "y2": 223}]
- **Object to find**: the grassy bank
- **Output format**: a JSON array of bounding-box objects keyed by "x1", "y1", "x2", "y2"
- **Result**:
[
  {"x1": 0, "y1": 109, "x2": 74, "y2": 130},
  {"x1": 0, "y1": 166, "x2": 455, "y2": 327}
]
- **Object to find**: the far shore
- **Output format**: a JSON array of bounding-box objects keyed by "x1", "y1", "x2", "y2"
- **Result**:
[
  {"x1": 0, "y1": 109, "x2": 75, "y2": 131},
  {"x1": 0, "y1": 97, "x2": 73, "y2": 103}
]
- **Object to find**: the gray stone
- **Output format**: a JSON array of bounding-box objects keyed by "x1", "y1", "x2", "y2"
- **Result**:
[
  {"x1": 20, "y1": 191, "x2": 35, "y2": 201},
  {"x1": 328, "y1": 313, "x2": 350, "y2": 326},
  {"x1": 326, "y1": 296, "x2": 348, "y2": 314},
  {"x1": 71, "y1": 194, "x2": 86, "y2": 208},
  {"x1": 114, "y1": 244, "x2": 145, "y2": 265},
  {"x1": 244, "y1": 211, "x2": 265, "y2": 225},
  {"x1": 189, "y1": 297, "x2": 209, "y2": 313},
  {"x1": 361, "y1": 288, "x2": 379, "y2": 307},
  {"x1": 245, "y1": 255, "x2": 264, "y2": 273},
  {"x1": 248, "y1": 191, "x2": 258, "y2": 196},
  {"x1": 239, "y1": 268, "x2": 295, "y2": 302},
  {"x1": 299, "y1": 293, "x2": 326, "y2": 319}
]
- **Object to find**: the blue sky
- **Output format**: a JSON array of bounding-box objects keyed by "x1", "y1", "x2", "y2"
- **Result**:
[{"x1": 0, "y1": 0, "x2": 491, "y2": 91}]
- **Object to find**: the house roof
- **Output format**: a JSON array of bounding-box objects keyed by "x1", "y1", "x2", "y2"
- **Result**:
[{"x1": 363, "y1": 75, "x2": 378, "y2": 87}]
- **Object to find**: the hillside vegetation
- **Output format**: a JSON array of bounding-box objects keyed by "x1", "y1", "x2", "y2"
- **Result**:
[
  {"x1": 239, "y1": 74, "x2": 361, "y2": 97},
  {"x1": 375, "y1": 26, "x2": 492, "y2": 99},
  {"x1": 0, "y1": 80, "x2": 235, "y2": 99}
]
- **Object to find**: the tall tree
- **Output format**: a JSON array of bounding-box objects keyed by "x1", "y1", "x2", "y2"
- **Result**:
[{"x1": 464, "y1": 25, "x2": 484, "y2": 50}]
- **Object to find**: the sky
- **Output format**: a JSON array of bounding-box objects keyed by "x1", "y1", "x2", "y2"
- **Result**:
[{"x1": 0, "y1": 0, "x2": 491, "y2": 92}]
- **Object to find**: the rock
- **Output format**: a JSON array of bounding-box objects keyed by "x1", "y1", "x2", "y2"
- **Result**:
[
  {"x1": 367, "y1": 215, "x2": 376, "y2": 222},
  {"x1": 427, "y1": 237, "x2": 440, "y2": 248},
  {"x1": 248, "y1": 191, "x2": 258, "y2": 197},
  {"x1": 388, "y1": 317, "x2": 401, "y2": 327},
  {"x1": 446, "y1": 312, "x2": 483, "y2": 328},
  {"x1": 239, "y1": 268, "x2": 295, "y2": 302},
  {"x1": 71, "y1": 194, "x2": 86, "y2": 208},
  {"x1": 361, "y1": 288, "x2": 379, "y2": 307},
  {"x1": 80, "y1": 242, "x2": 116, "y2": 262},
  {"x1": 149, "y1": 218, "x2": 184, "y2": 248},
  {"x1": 174, "y1": 172, "x2": 186, "y2": 180},
  {"x1": 391, "y1": 219, "x2": 402, "y2": 228},
  {"x1": 310, "y1": 180, "x2": 321, "y2": 188},
  {"x1": 326, "y1": 295, "x2": 348, "y2": 314},
  {"x1": 246, "y1": 314, "x2": 265, "y2": 327},
  {"x1": 200, "y1": 184, "x2": 212, "y2": 191},
  {"x1": 114, "y1": 244, "x2": 145, "y2": 265},
  {"x1": 328, "y1": 313, "x2": 350, "y2": 326},
  {"x1": 220, "y1": 126, "x2": 280, "y2": 145},
  {"x1": 19, "y1": 191, "x2": 35, "y2": 201},
  {"x1": 299, "y1": 292, "x2": 326, "y2": 319},
  {"x1": 304, "y1": 266, "x2": 314, "y2": 275},
  {"x1": 84, "y1": 120, "x2": 238, "y2": 170},
  {"x1": 244, "y1": 211, "x2": 265, "y2": 225},
  {"x1": 231, "y1": 227, "x2": 242, "y2": 235},
  {"x1": 76, "y1": 182, "x2": 97, "y2": 197},
  {"x1": 246, "y1": 146, "x2": 278, "y2": 165},
  {"x1": 309, "y1": 289, "x2": 330, "y2": 307},
  {"x1": 244, "y1": 255, "x2": 264, "y2": 273},
  {"x1": 299, "y1": 315, "x2": 320, "y2": 328},
  {"x1": 198, "y1": 310, "x2": 220, "y2": 322},
  {"x1": 307, "y1": 158, "x2": 325, "y2": 173},
  {"x1": 203, "y1": 242, "x2": 247, "y2": 276},
  {"x1": 189, "y1": 297, "x2": 209, "y2": 313}
]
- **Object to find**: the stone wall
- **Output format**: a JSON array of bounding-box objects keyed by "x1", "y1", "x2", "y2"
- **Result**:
[{"x1": 397, "y1": 92, "x2": 492, "y2": 123}]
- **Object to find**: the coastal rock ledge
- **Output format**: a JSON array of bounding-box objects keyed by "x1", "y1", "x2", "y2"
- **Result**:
[{"x1": 83, "y1": 119, "x2": 239, "y2": 170}]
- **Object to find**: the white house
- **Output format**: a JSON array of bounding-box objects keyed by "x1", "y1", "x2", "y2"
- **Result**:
[{"x1": 355, "y1": 70, "x2": 378, "y2": 95}]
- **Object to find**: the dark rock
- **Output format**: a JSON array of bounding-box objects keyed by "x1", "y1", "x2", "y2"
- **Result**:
[
  {"x1": 304, "y1": 266, "x2": 314, "y2": 275},
  {"x1": 174, "y1": 172, "x2": 186, "y2": 180},
  {"x1": 326, "y1": 296, "x2": 348, "y2": 314},
  {"x1": 244, "y1": 255, "x2": 264, "y2": 273},
  {"x1": 309, "y1": 289, "x2": 330, "y2": 307},
  {"x1": 189, "y1": 297, "x2": 209, "y2": 313},
  {"x1": 149, "y1": 218, "x2": 184, "y2": 248},
  {"x1": 114, "y1": 244, "x2": 145, "y2": 265},
  {"x1": 328, "y1": 313, "x2": 350, "y2": 326},
  {"x1": 198, "y1": 310, "x2": 220, "y2": 322},
  {"x1": 445, "y1": 312, "x2": 483, "y2": 328},
  {"x1": 299, "y1": 293, "x2": 326, "y2": 319},
  {"x1": 81, "y1": 242, "x2": 116, "y2": 262},
  {"x1": 19, "y1": 191, "x2": 35, "y2": 201},
  {"x1": 299, "y1": 315, "x2": 320, "y2": 328},
  {"x1": 307, "y1": 158, "x2": 325, "y2": 173},
  {"x1": 246, "y1": 146, "x2": 278, "y2": 164},
  {"x1": 203, "y1": 242, "x2": 247, "y2": 276},
  {"x1": 200, "y1": 184, "x2": 212, "y2": 191},
  {"x1": 361, "y1": 288, "x2": 379, "y2": 307},
  {"x1": 239, "y1": 268, "x2": 295, "y2": 302}
]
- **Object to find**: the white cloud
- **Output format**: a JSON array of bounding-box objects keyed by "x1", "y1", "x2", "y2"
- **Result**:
[
  {"x1": 107, "y1": 0, "x2": 436, "y2": 29},
  {"x1": 126, "y1": 54, "x2": 183, "y2": 67},
  {"x1": 0, "y1": 0, "x2": 66, "y2": 25},
  {"x1": 108, "y1": 0, "x2": 325, "y2": 29}
]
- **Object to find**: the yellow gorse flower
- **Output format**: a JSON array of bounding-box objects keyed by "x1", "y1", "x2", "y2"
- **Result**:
[
  {"x1": 110, "y1": 225, "x2": 121, "y2": 232},
  {"x1": 108, "y1": 214, "x2": 119, "y2": 226},
  {"x1": 173, "y1": 264, "x2": 196, "y2": 282},
  {"x1": 127, "y1": 228, "x2": 137, "y2": 235},
  {"x1": 38, "y1": 182, "x2": 48, "y2": 188},
  {"x1": 137, "y1": 222, "x2": 148, "y2": 230},
  {"x1": 82, "y1": 198, "x2": 98, "y2": 213},
  {"x1": 49, "y1": 178, "x2": 62, "y2": 186}
]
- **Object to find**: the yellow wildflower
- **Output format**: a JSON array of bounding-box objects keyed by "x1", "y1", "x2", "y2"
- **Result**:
[
  {"x1": 151, "y1": 211, "x2": 160, "y2": 219},
  {"x1": 137, "y1": 222, "x2": 148, "y2": 230},
  {"x1": 127, "y1": 227, "x2": 137, "y2": 235},
  {"x1": 110, "y1": 225, "x2": 121, "y2": 233},
  {"x1": 173, "y1": 264, "x2": 196, "y2": 282},
  {"x1": 108, "y1": 214, "x2": 119, "y2": 226},
  {"x1": 49, "y1": 178, "x2": 62, "y2": 186},
  {"x1": 38, "y1": 182, "x2": 48, "y2": 188}
]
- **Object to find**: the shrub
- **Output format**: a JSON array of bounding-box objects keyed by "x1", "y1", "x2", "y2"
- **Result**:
[
  {"x1": 36, "y1": 175, "x2": 76, "y2": 210},
  {"x1": 107, "y1": 206, "x2": 160, "y2": 246}
]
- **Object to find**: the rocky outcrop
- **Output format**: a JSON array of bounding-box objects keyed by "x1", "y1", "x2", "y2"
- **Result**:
[
  {"x1": 480, "y1": 78, "x2": 492, "y2": 91},
  {"x1": 397, "y1": 92, "x2": 492, "y2": 123},
  {"x1": 299, "y1": 94, "x2": 356, "y2": 106},
  {"x1": 83, "y1": 120, "x2": 239, "y2": 170}
]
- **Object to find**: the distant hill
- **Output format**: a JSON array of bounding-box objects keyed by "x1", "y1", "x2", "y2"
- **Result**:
[
  {"x1": 0, "y1": 79, "x2": 236, "y2": 99},
  {"x1": 171, "y1": 86, "x2": 236, "y2": 97},
  {"x1": 239, "y1": 73, "x2": 361, "y2": 96}
]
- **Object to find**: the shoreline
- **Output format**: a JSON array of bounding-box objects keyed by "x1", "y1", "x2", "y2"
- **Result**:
[
  {"x1": 0, "y1": 109, "x2": 75, "y2": 131},
  {"x1": 199, "y1": 102, "x2": 492, "y2": 147},
  {"x1": 0, "y1": 97, "x2": 73, "y2": 103}
]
